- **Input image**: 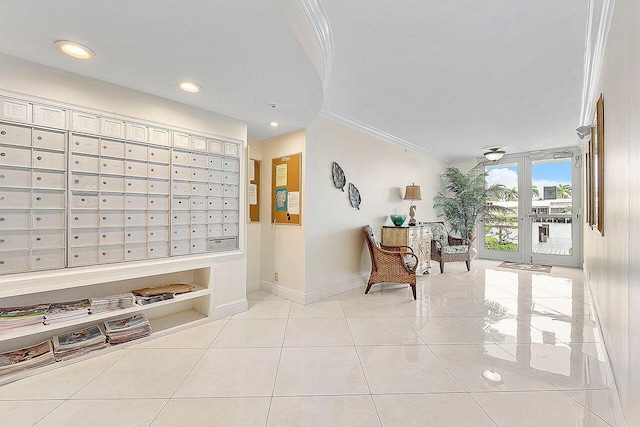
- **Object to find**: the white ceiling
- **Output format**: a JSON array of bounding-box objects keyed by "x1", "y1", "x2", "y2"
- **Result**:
[{"x1": 0, "y1": 0, "x2": 587, "y2": 162}]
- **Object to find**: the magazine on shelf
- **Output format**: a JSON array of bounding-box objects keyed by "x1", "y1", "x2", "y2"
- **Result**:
[
  {"x1": 135, "y1": 293, "x2": 174, "y2": 305},
  {"x1": 0, "y1": 340, "x2": 55, "y2": 376},
  {"x1": 90, "y1": 293, "x2": 136, "y2": 314},
  {"x1": 104, "y1": 314, "x2": 151, "y2": 345},
  {"x1": 44, "y1": 299, "x2": 91, "y2": 324},
  {"x1": 0, "y1": 303, "x2": 50, "y2": 332},
  {"x1": 53, "y1": 324, "x2": 106, "y2": 350}
]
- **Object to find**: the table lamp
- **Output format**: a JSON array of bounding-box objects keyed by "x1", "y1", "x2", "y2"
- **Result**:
[{"x1": 404, "y1": 183, "x2": 422, "y2": 226}]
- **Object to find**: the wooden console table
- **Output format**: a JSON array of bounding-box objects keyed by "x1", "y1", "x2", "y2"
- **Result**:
[{"x1": 381, "y1": 224, "x2": 432, "y2": 275}]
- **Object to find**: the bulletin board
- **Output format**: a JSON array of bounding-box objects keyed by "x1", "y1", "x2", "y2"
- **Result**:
[
  {"x1": 249, "y1": 159, "x2": 260, "y2": 222},
  {"x1": 271, "y1": 153, "x2": 302, "y2": 225}
]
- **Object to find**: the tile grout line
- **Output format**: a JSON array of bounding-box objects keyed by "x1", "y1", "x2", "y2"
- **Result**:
[{"x1": 263, "y1": 300, "x2": 292, "y2": 427}]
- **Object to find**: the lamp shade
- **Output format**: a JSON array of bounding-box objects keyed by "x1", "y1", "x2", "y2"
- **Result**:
[
  {"x1": 484, "y1": 148, "x2": 506, "y2": 162},
  {"x1": 404, "y1": 184, "x2": 422, "y2": 200}
]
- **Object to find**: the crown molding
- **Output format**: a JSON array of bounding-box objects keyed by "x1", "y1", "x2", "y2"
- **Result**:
[
  {"x1": 297, "y1": 0, "x2": 334, "y2": 86},
  {"x1": 320, "y1": 108, "x2": 451, "y2": 162},
  {"x1": 580, "y1": 0, "x2": 615, "y2": 125}
]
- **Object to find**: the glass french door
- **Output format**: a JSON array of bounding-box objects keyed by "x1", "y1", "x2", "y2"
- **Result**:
[{"x1": 478, "y1": 150, "x2": 581, "y2": 267}]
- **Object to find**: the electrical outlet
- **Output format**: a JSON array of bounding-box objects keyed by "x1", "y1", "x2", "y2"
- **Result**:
[{"x1": 274, "y1": 272, "x2": 279, "y2": 282}]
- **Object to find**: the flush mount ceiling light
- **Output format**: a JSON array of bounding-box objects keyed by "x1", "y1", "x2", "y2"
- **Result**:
[
  {"x1": 484, "y1": 148, "x2": 506, "y2": 162},
  {"x1": 55, "y1": 40, "x2": 95, "y2": 60},
  {"x1": 178, "y1": 81, "x2": 202, "y2": 93},
  {"x1": 270, "y1": 122, "x2": 278, "y2": 127}
]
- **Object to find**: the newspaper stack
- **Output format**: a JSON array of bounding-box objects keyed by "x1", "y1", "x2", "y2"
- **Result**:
[
  {"x1": 0, "y1": 304, "x2": 50, "y2": 333},
  {"x1": 134, "y1": 293, "x2": 174, "y2": 306},
  {"x1": 90, "y1": 293, "x2": 136, "y2": 314},
  {"x1": 0, "y1": 340, "x2": 55, "y2": 377},
  {"x1": 44, "y1": 299, "x2": 91, "y2": 325},
  {"x1": 52, "y1": 325, "x2": 108, "y2": 361},
  {"x1": 104, "y1": 314, "x2": 151, "y2": 345}
]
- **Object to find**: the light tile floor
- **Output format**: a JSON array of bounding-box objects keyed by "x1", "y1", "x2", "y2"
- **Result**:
[{"x1": 0, "y1": 259, "x2": 618, "y2": 426}]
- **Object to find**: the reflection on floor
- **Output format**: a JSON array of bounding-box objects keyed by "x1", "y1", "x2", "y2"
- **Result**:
[{"x1": 0, "y1": 260, "x2": 617, "y2": 426}]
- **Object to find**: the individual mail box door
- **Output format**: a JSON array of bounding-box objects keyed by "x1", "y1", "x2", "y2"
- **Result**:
[
  {"x1": 0, "y1": 146, "x2": 31, "y2": 168},
  {"x1": 33, "y1": 129, "x2": 65, "y2": 151},
  {"x1": 0, "y1": 230, "x2": 30, "y2": 251},
  {"x1": 100, "y1": 212, "x2": 125, "y2": 228},
  {"x1": 124, "y1": 194, "x2": 147, "y2": 210},
  {"x1": 172, "y1": 181, "x2": 190, "y2": 196},
  {"x1": 125, "y1": 227, "x2": 147, "y2": 244},
  {"x1": 223, "y1": 158, "x2": 239, "y2": 172},
  {"x1": 208, "y1": 197, "x2": 223, "y2": 210},
  {"x1": 172, "y1": 150, "x2": 190, "y2": 165},
  {"x1": 99, "y1": 245, "x2": 125, "y2": 264},
  {"x1": 70, "y1": 212, "x2": 99, "y2": 228},
  {"x1": 0, "y1": 98, "x2": 31, "y2": 123},
  {"x1": 191, "y1": 136, "x2": 207, "y2": 152},
  {"x1": 71, "y1": 194, "x2": 99, "y2": 209},
  {"x1": 208, "y1": 139, "x2": 223, "y2": 155},
  {"x1": 172, "y1": 211, "x2": 190, "y2": 226},
  {"x1": 33, "y1": 150, "x2": 65, "y2": 170},
  {"x1": 224, "y1": 211, "x2": 238, "y2": 224},
  {"x1": 0, "y1": 167, "x2": 30, "y2": 188},
  {"x1": 149, "y1": 128, "x2": 169, "y2": 146},
  {"x1": 70, "y1": 228, "x2": 99, "y2": 247},
  {"x1": 224, "y1": 142, "x2": 239, "y2": 158},
  {"x1": 0, "y1": 188, "x2": 30, "y2": 209},
  {"x1": 124, "y1": 211, "x2": 147, "y2": 227},
  {"x1": 173, "y1": 133, "x2": 190, "y2": 149},
  {"x1": 70, "y1": 246, "x2": 99, "y2": 267},
  {"x1": 100, "y1": 139, "x2": 125, "y2": 158},
  {"x1": 33, "y1": 231, "x2": 63, "y2": 253},
  {"x1": 223, "y1": 185, "x2": 238, "y2": 198},
  {"x1": 190, "y1": 224, "x2": 207, "y2": 239},
  {"x1": 190, "y1": 239, "x2": 207, "y2": 254},
  {"x1": 125, "y1": 160, "x2": 147, "y2": 177},
  {"x1": 125, "y1": 143, "x2": 147, "y2": 161},
  {"x1": 148, "y1": 179, "x2": 169, "y2": 194},
  {"x1": 72, "y1": 111, "x2": 99, "y2": 134},
  {"x1": 0, "y1": 123, "x2": 30, "y2": 147},
  {"x1": 31, "y1": 249, "x2": 65, "y2": 271},
  {"x1": 171, "y1": 240, "x2": 190, "y2": 256},
  {"x1": 72, "y1": 174, "x2": 100, "y2": 193},
  {"x1": 101, "y1": 175, "x2": 125, "y2": 193},
  {"x1": 191, "y1": 182, "x2": 206, "y2": 196},
  {"x1": 207, "y1": 211, "x2": 223, "y2": 224},
  {"x1": 99, "y1": 228, "x2": 125, "y2": 246},
  {"x1": 32, "y1": 210, "x2": 65, "y2": 229},
  {"x1": 71, "y1": 154, "x2": 99, "y2": 173},
  {"x1": 32, "y1": 190, "x2": 65, "y2": 209},
  {"x1": 147, "y1": 226, "x2": 169, "y2": 242},
  {"x1": 207, "y1": 224, "x2": 223, "y2": 238},
  {"x1": 223, "y1": 171, "x2": 238, "y2": 185},
  {"x1": 148, "y1": 146, "x2": 170, "y2": 163},
  {"x1": 191, "y1": 168, "x2": 207, "y2": 182},
  {"x1": 172, "y1": 225, "x2": 190, "y2": 241},
  {"x1": 33, "y1": 170, "x2": 65, "y2": 190},
  {"x1": 101, "y1": 118, "x2": 125, "y2": 139},
  {"x1": 190, "y1": 211, "x2": 207, "y2": 224},
  {"x1": 207, "y1": 237, "x2": 237, "y2": 252},
  {"x1": 172, "y1": 197, "x2": 189, "y2": 211},
  {"x1": 0, "y1": 210, "x2": 30, "y2": 230},
  {"x1": 190, "y1": 197, "x2": 207, "y2": 211},
  {"x1": 208, "y1": 155, "x2": 223, "y2": 170},
  {"x1": 0, "y1": 250, "x2": 30, "y2": 274},
  {"x1": 126, "y1": 123, "x2": 147, "y2": 142},
  {"x1": 147, "y1": 163, "x2": 169, "y2": 179},
  {"x1": 147, "y1": 212, "x2": 169, "y2": 226},
  {"x1": 223, "y1": 223, "x2": 238, "y2": 237},
  {"x1": 223, "y1": 198, "x2": 238, "y2": 211},
  {"x1": 100, "y1": 194, "x2": 124, "y2": 210},
  {"x1": 125, "y1": 177, "x2": 147, "y2": 193},
  {"x1": 172, "y1": 165, "x2": 190, "y2": 181},
  {"x1": 100, "y1": 158, "x2": 124, "y2": 175},
  {"x1": 71, "y1": 135, "x2": 100, "y2": 155},
  {"x1": 125, "y1": 243, "x2": 147, "y2": 261},
  {"x1": 208, "y1": 170, "x2": 223, "y2": 184},
  {"x1": 148, "y1": 195, "x2": 169, "y2": 210},
  {"x1": 191, "y1": 152, "x2": 208, "y2": 168},
  {"x1": 148, "y1": 242, "x2": 169, "y2": 258},
  {"x1": 207, "y1": 184, "x2": 223, "y2": 197}
]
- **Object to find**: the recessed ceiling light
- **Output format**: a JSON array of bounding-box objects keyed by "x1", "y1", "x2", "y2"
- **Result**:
[
  {"x1": 178, "y1": 81, "x2": 202, "y2": 93},
  {"x1": 55, "y1": 40, "x2": 95, "y2": 60},
  {"x1": 270, "y1": 122, "x2": 278, "y2": 127}
]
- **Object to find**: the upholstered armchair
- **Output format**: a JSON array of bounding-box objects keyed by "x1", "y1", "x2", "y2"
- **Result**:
[
  {"x1": 363, "y1": 225, "x2": 419, "y2": 299},
  {"x1": 422, "y1": 221, "x2": 471, "y2": 273}
]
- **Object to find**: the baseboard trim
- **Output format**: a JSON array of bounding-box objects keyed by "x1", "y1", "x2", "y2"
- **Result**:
[
  {"x1": 213, "y1": 299, "x2": 248, "y2": 319},
  {"x1": 246, "y1": 280, "x2": 260, "y2": 293},
  {"x1": 259, "y1": 281, "x2": 306, "y2": 305},
  {"x1": 304, "y1": 275, "x2": 368, "y2": 304}
]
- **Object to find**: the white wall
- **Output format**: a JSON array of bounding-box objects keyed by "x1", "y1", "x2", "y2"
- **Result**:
[
  {"x1": 0, "y1": 54, "x2": 249, "y2": 314},
  {"x1": 259, "y1": 129, "x2": 306, "y2": 302},
  {"x1": 582, "y1": 0, "x2": 640, "y2": 423},
  {"x1": 304, "y1": 116, "x2": 447, "y2": 302},
  {"x1": 246, "y1": 138, "x2": 262, "y2": 291}
]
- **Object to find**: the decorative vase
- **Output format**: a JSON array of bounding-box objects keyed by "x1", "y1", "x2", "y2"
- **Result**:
[{"x1": 389, "y1": 214, "x2": 407, "y2": 226}]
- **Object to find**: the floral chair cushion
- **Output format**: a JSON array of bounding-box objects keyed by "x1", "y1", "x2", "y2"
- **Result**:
[
  {"x1": 365, "y1": 225, "x2": 381, "y2": 248},
  {"x1": 442, "y1": 245, "x2": 469, "y2": 255},
  {"x1": 425, "y1": 222, "x2": 449, "y2": 248},
  {"x1": 403, "y1": 255, "x2": 417, "y2": 270}
]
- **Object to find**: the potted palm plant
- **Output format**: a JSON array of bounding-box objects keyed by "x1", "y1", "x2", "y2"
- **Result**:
[{"x1": 433, "y1": 163, "x2": 509, "y2": 246}]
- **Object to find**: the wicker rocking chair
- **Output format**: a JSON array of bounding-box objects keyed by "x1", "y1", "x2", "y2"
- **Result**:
[
  {"x1": 363, "y1": 225, "x2": 419, "y2": 299},
  {"x1": 422, "y1": 221, "x2": 471, "y2": 273}
]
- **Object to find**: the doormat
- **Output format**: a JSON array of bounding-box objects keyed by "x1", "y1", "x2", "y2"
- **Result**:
[{"x1": 498, "y1": 261, "x2": 552, "y2": 273}]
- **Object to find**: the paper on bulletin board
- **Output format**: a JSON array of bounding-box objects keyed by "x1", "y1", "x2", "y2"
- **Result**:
[
  {"x1": 275, "y1": 188, "x2": 287, "y2": 211},
  {"x1": 249, "y1": 160, "x2": 255, "y2": 181},
  {"x1": 287, "y1": 191, "x2": 300, "y2": 215},
  {"x1": 249, "y1": 184, "x2": 258, "y2": 205},
  {"x1": 275, "y1": 164, "x2": 288, "y2": 187}
]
